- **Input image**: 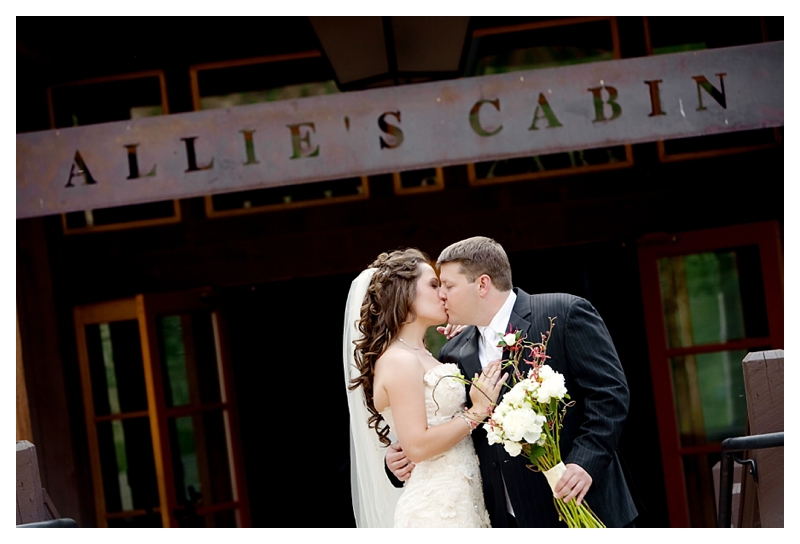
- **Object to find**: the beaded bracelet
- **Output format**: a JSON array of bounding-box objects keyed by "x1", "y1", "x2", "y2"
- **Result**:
[{"x1": 458, "y1": 412, "x2": 480, "y2": 433}]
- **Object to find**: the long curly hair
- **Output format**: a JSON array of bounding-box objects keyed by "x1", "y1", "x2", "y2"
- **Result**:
[{"x1": 350, "y1": 248, "x2": 430, "y2": 446}]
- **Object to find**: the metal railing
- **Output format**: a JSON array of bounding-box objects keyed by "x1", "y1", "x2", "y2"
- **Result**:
[
  {"x1": 717, "y1": 431, "x2": 784, "y2": 528},
  {"x1": 16, "y1": 518, "x2": 78, "y2": 528}
]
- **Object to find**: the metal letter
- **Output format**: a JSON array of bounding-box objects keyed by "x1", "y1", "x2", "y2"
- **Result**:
[
  {"x1": 125, "y1": 144, "x2": 157, "y2": 179},
  {"x1": 64, "y1": 151, "x2": 98, "y2": 188},
  {"x1": 469, "y1": 99, "x2": 503, "y2": 136},
  {"x1": 528, "y1": 93, "x2": 563, "y2": 130},
  {"x1": 588, "y1": 86, "x2": 622, "y2": 122},
  {"x1": 181, "y1": 137, "x2": 214, "y2": 172},
  {"x1": 378, "y1": 111, "x2": 404, "y2": 149},
  {"x1": 692, "y1": 73, "x2": 727, "y2": 111},
  {"x1": 287, "y1": 123, "x2": 320, "y2": 159},
  {"x1": 644, "y1": 80, "x2": 666, "y2": 117},
  {"x1": 240, "y1": 130, "x2": 260, "y2": 165}
]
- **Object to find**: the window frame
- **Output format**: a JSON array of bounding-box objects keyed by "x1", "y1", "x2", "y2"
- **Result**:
[
  {"x1": 465, "y1": 16, "x2": 634, "y2": 187},
  {"x1": 393, "y1": 167, "x2": 445, "y2": 195},
  {"x1": 642, "y1": 16, "x2": 781, "y2": 163},
  {"x1": 48, "y1": 70, "x2": 181, "y2": 235}
]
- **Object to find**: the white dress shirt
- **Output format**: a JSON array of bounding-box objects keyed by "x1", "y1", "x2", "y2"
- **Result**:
[
  {"x1": 478, "y1": 290, "x2": 517, "y2": 370},
  {"x1": 477, "y1": 290, "x2": 517, "y2": 517}
]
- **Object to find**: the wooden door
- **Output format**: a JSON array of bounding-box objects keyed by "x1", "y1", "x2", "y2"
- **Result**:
[
  {"x1": 637, "y1": 221, "x2": 783, "y2": 527},
  {"x1": 74, "y1": 289, "x2": 250, "y2": 527}
]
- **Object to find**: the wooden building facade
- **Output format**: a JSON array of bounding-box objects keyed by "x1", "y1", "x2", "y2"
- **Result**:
[{"x1": 16, "y1": 16, "x2": 783, "y2": 528}]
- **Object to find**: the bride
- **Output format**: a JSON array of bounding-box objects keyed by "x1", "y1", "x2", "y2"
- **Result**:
[{"x1": 343, "y1": 248, "x2": 505, "y2": 528}]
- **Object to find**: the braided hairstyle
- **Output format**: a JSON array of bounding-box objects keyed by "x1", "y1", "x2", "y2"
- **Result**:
[{"x1": 350, "y1": 248, "x2": 430, "y2": 446}]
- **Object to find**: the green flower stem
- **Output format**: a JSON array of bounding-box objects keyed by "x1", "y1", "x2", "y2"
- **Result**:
[{"x1": 552, "y1": 496, "x2": 605, "y2": 528}]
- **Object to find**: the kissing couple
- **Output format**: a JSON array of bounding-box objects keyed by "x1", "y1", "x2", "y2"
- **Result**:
[{"x1": 343, "y1": 236, "x2": 638, "y2": 528}]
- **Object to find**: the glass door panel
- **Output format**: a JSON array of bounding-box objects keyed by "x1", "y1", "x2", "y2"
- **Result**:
[
  {"x1": 670, "y1": 349, "x2": 748, "y2": 447},
  {"x1": 657, "y1": 246, "x2": 766, "y2": 349},
  {"x1": 142, "y1": 294, "x2": 248, "y2": 528},
  {"x1": 168, "y1": 411, "x2": 236, "y2": 527},
  {"x1": 96, "y1": 418, "x2": 160, "y2": 521},
  {"x1": 76, "y1": 304, "x2": 162, "y2": 527},
  {"x1": 85, "y1": 321, "x2": 149, "y2": 416},
  {"x1": 158, "y1": 313, "x2": 224, "y2": 408}
]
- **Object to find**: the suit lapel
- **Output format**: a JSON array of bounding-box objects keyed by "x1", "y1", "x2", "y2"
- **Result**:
[
  {"x1": 456, "y1": 327, "x2": 482, "y2": 380},
  {"x1": 508, "y1": 288, "x2": 532, "y2": 340},
  {"x1": 504, "y1": 289, "x2": 532, "y2": 383}
]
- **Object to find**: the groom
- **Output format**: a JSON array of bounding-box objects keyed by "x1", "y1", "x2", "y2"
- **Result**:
[{"x1": 387, "y1": 236, "x2": 638, "y2": 528}]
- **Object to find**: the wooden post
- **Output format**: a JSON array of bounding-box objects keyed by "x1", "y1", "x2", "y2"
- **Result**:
[
  {"x1": 17, "y1": 441, "x2": 46, "y2": 525},
  {"x1": 742, "y1": 349, "x2": 784, "y2": 528},
  {"x1": 16, "y1": 309, "x2": 33, "y2": 442}
]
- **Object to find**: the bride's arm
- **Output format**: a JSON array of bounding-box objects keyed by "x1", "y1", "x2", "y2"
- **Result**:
[{"x1": 378, "y1": 351, "x2": 502, "y2": 464}]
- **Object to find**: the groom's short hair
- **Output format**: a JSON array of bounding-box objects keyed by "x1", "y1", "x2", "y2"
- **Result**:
[{"x1": 437, "y1": 236, "x2": 513, "y2": 291}]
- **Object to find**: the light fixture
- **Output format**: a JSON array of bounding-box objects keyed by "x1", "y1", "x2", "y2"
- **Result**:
[{"x1": 309, "y1": 16, "x2": 471, "y2": 90}]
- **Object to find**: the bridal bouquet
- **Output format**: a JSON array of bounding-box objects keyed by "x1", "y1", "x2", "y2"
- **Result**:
[{"x1": 483, "y1": 317, "x2": 605, "y2": 528}]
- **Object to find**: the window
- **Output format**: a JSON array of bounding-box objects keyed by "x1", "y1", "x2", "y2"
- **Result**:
[
  {"x1": 204, "y1": 176, "x2": 369, "y2": 217},
  {"x1": 190, "y1": 53, "x2": 371, "y2": 216},
  {"x1": 49, "y1": 71, "x2": 181, "y2": 234},
  {"x1": 464, "y1": 17, "x2": 634, "y2": 186},
  {"x1": 643, "y1": 16, "x2": 781, "y2": 162},
  {"x1": 393, "y1": 167, "x2": 445, "y2": 195}
]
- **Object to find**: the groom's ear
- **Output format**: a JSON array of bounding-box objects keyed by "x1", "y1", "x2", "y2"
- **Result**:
[{"x1": 477, "y1": 274, "x2": 492, "y2": 297}]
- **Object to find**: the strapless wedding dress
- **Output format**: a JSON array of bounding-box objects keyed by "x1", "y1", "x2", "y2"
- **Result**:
[{"x1": 382, "y1": 363, "x2": 491, "y2": 528}]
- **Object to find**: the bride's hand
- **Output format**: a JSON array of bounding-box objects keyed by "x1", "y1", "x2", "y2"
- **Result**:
[
  {"x1": 469, "y1": 360, "x2": 507, "y2": 415},
  {"x1": 436, "y1": 323, "x2": 466, "y2": 339}
]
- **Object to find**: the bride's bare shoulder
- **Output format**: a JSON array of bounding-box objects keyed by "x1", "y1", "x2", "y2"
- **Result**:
[{"x1": 375, "y1": 346, "x2": 424, "y2": 377}]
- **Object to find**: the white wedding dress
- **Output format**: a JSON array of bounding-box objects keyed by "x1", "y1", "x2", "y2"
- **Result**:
[
  {"x1": 382, "y1": 363, "x2": 491, "y2": 528},
  {"x1": 344, "y1": 268, "x2": 490, "y2": 528}
]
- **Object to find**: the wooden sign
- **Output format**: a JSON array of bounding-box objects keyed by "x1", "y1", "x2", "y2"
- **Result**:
[{"x1": 16, "y1": 42, "x2": 783, "y2": 218}]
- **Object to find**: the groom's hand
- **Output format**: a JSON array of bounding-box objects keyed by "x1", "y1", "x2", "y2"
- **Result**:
[
  {"x1": 386, "y1": 442, "x2": 415, "y2": 482},
  {"x1": 554, "y1": 463, "x2": 593, "y2": 506}
]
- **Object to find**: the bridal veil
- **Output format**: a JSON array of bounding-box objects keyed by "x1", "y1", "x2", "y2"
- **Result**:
[{"x1": 343, "y1": 268, "x2": 403, "y2": 528}]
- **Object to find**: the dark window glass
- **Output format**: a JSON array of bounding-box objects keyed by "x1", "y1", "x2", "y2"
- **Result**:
[{"x1": 210, "y1": 177, "x2": 365, "y2": 212}]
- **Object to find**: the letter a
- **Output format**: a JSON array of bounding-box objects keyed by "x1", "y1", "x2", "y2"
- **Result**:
[
  {"x1": 65, "y1": 151, "x2": 99, "y2": 188},
  {"x1": 528, "y1": 93, "x2": 563, "y2": 130}
]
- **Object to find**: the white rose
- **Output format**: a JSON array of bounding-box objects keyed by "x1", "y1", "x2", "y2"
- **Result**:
[
  {"x1": 524, "y1": 413, "x2": 547, "y2": 443},
  {"x1": 492, "y1": 401, "x2": 512, "y2": 422},
  {"x1": 535, "y1": 365, "x2": 567, "y2": 403},
  {"x1": 502, "y1": 381, "x2": 530, "y2": 407},
  {"x1": 501, "y1": 406, "x2": 545, "y2": 443},
  {"x1": 485, "y1": 425, "x2": 504, "y2": 445},
  {"x1": 504, "y1": 440, "x2": 523, "y2": 457},
  {"x1": 503, "y1": 332, "x2": 517, "y2": 346}
]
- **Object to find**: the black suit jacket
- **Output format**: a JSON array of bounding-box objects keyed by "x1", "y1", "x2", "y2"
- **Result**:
[{"x1": 438, "y1": 289, "x2": 638, "y2": 528}]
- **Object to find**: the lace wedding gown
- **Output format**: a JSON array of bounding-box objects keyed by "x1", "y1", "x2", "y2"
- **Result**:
[{"x1": 382, "y1": 363, "x2": 491, "y2": 528}]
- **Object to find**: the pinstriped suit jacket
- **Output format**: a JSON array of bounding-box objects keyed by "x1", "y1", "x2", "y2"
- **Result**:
[{"x1": 439, "y1": 289, "x2": 638, "y2": 528}]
